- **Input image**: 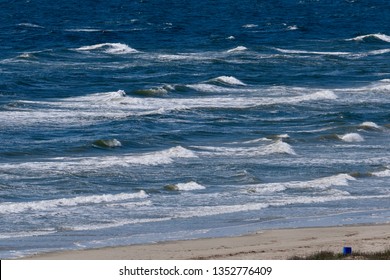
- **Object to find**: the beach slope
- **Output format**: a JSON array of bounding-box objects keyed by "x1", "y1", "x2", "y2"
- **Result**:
[{"x1": 22, "y1": 224, "x2": 390, "y2": 260}]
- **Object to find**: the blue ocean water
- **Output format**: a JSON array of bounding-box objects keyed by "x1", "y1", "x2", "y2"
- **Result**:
[{"x1": 1, "y1": 0, "x2": 390, "y2": 258}]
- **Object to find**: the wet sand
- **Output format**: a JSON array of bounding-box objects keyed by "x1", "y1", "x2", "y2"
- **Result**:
[{"x1": 22, "y1": 223, "x2": 390, "y2": 260}]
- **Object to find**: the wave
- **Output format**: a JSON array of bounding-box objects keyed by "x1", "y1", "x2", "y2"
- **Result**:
[
  {"x1": 338, "y1": 133, "x2": 364, "y2": 143},
  {"x1": 208, "y1": 76, "x2": 246, "y2": 86},
  {"x1": 17, "y1": 23, "x2": 44, "y2": 28},
  {"x1": 0, "y1": 191, "x2": 148, "y2": 214},
  {"x1": 274, "y1": 47, "x2": 350, "y2": 56},
  {"x1": 346, "y1": 33, "x2": 390, "y2": 43},
  {"x1": 246, "y1": 174, "x2": 355, "y2": 194},
  {"x1": 165, "y1": 181, "x2": 206, "y2": 191},
  {"x1": 133, "y1": 85, "x2": 175, "y2": 96},
  {"x1": 68, "y1": 90, "x2": 127, "y2": 103},
  {"x1": 193, "y1": 140, "x2": 296, "y2": 157},
  {"x1": 242, "y1": 24, "x2": 258, "y2": 28},
  {"x1": 74, "y1": 43, "x2": 139, "y2": 54},
  {"x1": 226, "y1": 46, "x2": 248, "y2": 53},
  {"x1": 1, "y1": 88, "x2": 339, "y2": 129},
  {"x1": 0, "y1": 146, "x2": 198, "y2": 175},
  {"x1": 174, "y1": 190, "x2": 363, "y2": 220},
  {"x1": 359, "y1": 121, "x2": 381, "y2": 130},
  {"x1": 372, "y1": 169, "x2": 390, "y2": 177},
  {"x1": 92, "y1": 139, "x2": 122, "y2": 148},
  {"x1": 286, "y1": 25, "x2": 298, "y2": 31},
  {"x1": 274, "y1": 47, "x2": 390, "y2": 58},
  {"x1": 65, "y1": 28, "x2": 102, "y2": 32}
]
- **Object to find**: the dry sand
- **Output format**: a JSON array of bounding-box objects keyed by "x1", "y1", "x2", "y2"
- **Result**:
[{"x1": 22, "y1": 223, "x2": 390, "y2": 260}]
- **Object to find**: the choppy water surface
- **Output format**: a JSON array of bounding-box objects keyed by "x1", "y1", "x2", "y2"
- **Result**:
[{"x1": 1, "y1": 0, "x2": 390, "y2": 258}]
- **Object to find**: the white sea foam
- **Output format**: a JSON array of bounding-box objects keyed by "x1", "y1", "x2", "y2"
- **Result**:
[
  {"x1": 359, "y1": 122, "x2": 381, "y2": 130},
  {"x1": 242, "y1": 24, "x2": 258, "y2": 28},
  {"x1": 339, "y1": 133, "x2": 364, "y2": 142},
  {"x1": 66, "y1": 28, "x2": 102, "y2": 32},
  {"x1": 194, "y1": 140, "x2": 296, "y2": 157},
  {"x1": 367, "y1": 49, "x2": 390, "y2": 55},
  {"x1": 0, "y1": 230, "x2": 57, "y2": 240},
  {"x1": 186, "y1": 83, "x2": 241, "y2": 93},
  {"x1": 0, "y1": 191, "x2": 148, "y2": 214},
  {"x1": 347, "y1": 33, "x2": 390, "y2": 43},
  {"x1": 297, "y1": 90, "x2": 337, "y2": 101},
  {"x1": 0, "y1": 146, "x2": 197, "y2": 174},
  {"x1": 226, "y1": 46, "x2": 248, "y2": 53},
  {"x1": 274, "y1": 48, "x2": 350, "y2": 56},
  {"x1": 75, "y1": 43, "x2": 139, "y2": 54},
  {"x1": 0, "y1": 87, "x2": 338, "y2": 129},
  {"x1": 248, "y1": 174, "x2": 355, "y2": 194},
  {"x1": 18, "y1": 23, "x2": 44, "y2": 28},
  {"x1": 287, "y1": 25, "x2": 298, "y2": 30},
  {"x1": 372, "y1": 169, "x2": 390, "y2": 177},
  {"x1": 176, "y1": 203, "x2": 269, "y2": 219},
  {"x1": 209, "y1": 76, "x2": 246, "y2": 86},
  {"x1": 174, "y1": 181, "x2": 206, "y2": 191},
  {"x1": 71, "y1": 217, "x2": 172, "y2": 231}
]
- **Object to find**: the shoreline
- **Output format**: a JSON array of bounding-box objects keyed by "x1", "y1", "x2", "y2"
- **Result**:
[{"x1": 21, "y1": 223, "x2": 390, "y2": 260}]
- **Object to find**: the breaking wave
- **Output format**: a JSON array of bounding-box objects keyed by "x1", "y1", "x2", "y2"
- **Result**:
[
  {"x1": 346, "y1": 33, "x2": 390, "y2": 43},
  {"x1": 247, "y1": 174, "x2": 355, "y2": 194},
  {"x1": 226, "y1": 46, "x2": 248, "y2": 53},
  {"x1": 92, "y1": 139, "x2": 122, "y2": 148},
  {"x1": 208, "y1": 76, "x2": 246, "y2": 86},
  {"x1": 74, "y1": 43, "x2": 139, "y2": 54},
  {"x1": 193, "y1": 140, "x2": 296, "y2": 157},
  {"x1": 0, "y1": 146, "x2": 198, "y2": 175},
  {"x1": 0, "y1": 191, "x2": 148, "y2": 214},
  {"x1": 339, "y1": 133, "x2": 364, "y2": 143},
  {"x1": 359, "y1": 122, "x2": 381, "y2": 130},
  {"x1": 165, "y1": 181, "x2": 206, "y2": 191}
]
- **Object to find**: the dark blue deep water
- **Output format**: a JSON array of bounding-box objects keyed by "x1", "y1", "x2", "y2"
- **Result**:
[{"x1": 1, "y1": 0, "x2": 390, "y2": 258}]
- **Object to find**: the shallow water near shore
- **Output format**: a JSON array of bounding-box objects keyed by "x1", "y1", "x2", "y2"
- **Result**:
[{"x1": 1, "y1": 0, "x2": 390, "y2": 259}]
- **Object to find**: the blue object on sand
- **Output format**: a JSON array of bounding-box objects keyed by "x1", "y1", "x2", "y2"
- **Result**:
[{"x1": 343, "y1": 247, "x2": 352, "y2": 255}]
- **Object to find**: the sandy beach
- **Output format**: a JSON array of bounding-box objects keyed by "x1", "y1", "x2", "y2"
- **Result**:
[{"x1": 22, "y1": 223, "x2": 390, "y2": 260}]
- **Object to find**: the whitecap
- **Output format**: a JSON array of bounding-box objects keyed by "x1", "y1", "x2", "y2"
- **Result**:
[
  {"x1": 193, "y1": 140, "x2": 296, "y2": 157},
  {"x1": 75, "y1": 43, "x2": 139, "y2": 54},
  {"x1": 0, "y1": 230, "x2": 57, "y2": 240},
  {"x1": 298, "y1": 90, "x2": 337, "y2": 101},
  {"x1": 274, "y1": 48, "x2": 350, "y2": 56},
  {"x1": 165, "y1": 181, "x2": 206, "y2": 191},
  {"x1": 372, "y1": 169, "x2": 390, "y2": 177},
  {"x1": 175, "y1": 203, "x2": 268, "y2": 219},
  {"x1": 68, "y1": 90, "x2": 127, "y2": 103},
  {"x1": 242, "y1": 24, "x2": 258, "y2": 28},
  {"x1": 186, "y1": 83, "x2": 235, "y2": 93},
  {"x1": 359, "y1": 121, "x2": 381, "y2": 130},
  {"x1": 0, "y1": 191, "x2": 148, "y2": 214},
  {"x1": 287, "y1": 25, "x2": 298, "y2": 30},
  {"x1": 0, "y1": 146, "x2": 197, "y2": 175},
  {"x1": 17, "y1": 53, "x2": 36, "y2": 59},
  {"x1": 346, "y1": 33, "x2": 390, "y2": 43},
  {"x1": 18, "y1": 23, "x2": 44, "y2": 28},
  {"x1": 263, "y1": 140, "x2": 296, "y2": 155},
  {"x1": 65, "y1": 28, "x2": 102, "y2": 32},
  {"x1": 209, "y1": 76, "x2": 246, "y2": 86},
  {"x1": 339, "y1": 133, "x2": 364, "y2": 142},
  {"x1": 226, "y1": 46, "x2": 248, "y2": 53},
  {"x1": 92, "y1": 139, "x2": 122, "y2": 148},
  {"x1": 248, "y1": 174, "x2": 355, "y2": 194},
  {"x1": 133, "y1": 85, "x2": 174, "y2": 96}
]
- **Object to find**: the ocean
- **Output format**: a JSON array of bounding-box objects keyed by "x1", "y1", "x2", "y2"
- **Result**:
[{"x1": 1, "y1": 0, "x2": 389, "y2": 259}]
